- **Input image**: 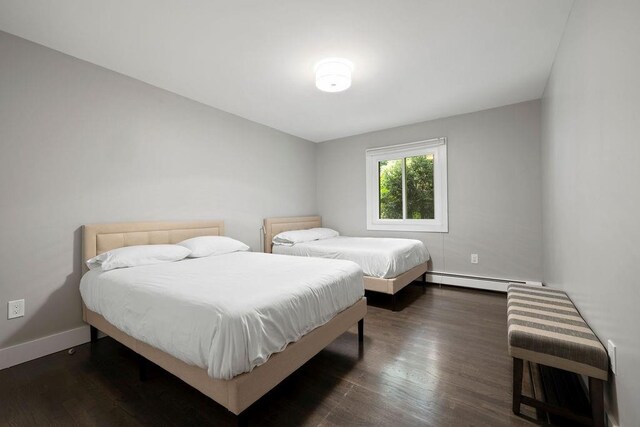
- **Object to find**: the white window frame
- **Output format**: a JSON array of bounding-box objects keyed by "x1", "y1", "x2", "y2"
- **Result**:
[{"x1": 366, "y1": 137, "x2": 448, "y2": 232}]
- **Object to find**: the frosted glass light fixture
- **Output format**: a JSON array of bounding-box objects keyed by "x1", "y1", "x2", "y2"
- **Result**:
[{"x1": 315, "y1": 58, "x2": 353, "y2": 92}]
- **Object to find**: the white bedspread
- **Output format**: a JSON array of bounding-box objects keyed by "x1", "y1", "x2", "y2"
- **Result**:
[
  {"x1": 80, "y1": 252, "x2": 363, "y2": 380},
  {"x1": 273, "y1": 236, "x2": 429, "y2": 279}
]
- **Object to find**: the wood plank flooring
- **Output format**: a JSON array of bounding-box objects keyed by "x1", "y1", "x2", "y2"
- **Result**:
[{"x1": 0, "y1": 285, "x2": 544, "y2": 426}]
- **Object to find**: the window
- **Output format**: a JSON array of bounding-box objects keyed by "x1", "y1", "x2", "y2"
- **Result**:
[{"x1": 366, "y1": 138, "x2": 448, "y2": 232}]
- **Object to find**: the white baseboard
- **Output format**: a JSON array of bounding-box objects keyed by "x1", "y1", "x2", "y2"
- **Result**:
[
  {"x1": 424, "y1": 272, "x2": 534, "y2": 292},
  {"x1": 0, "y1": 325, "x2": 91, "y2": 370}
]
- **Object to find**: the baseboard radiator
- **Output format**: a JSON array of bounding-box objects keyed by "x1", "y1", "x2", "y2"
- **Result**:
[{"x1": 424, "y1": 271, "x2": 542, "y2": 293}]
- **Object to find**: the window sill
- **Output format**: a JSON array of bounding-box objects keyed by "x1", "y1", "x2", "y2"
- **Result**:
[{"x1": 366, "y1": 222, "x2": 448, "y2": 233}]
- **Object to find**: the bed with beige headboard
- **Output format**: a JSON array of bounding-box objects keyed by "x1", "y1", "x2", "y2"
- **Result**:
[
  {"x1": 81, "y1": 220, "x2": 366, "y2": 421},
  {"x1": 263, "y1": 216, "x2": 429, "y2": 307}
]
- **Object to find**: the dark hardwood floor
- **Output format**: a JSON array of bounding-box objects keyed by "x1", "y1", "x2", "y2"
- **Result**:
[{"x1": 0, "y1": 285, "x2": 544, "y2": 426}]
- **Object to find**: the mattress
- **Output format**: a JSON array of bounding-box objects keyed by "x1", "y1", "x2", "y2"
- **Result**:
[
  {"x1": 272, "y1": 236, "x2": 430, "y2": 279},
  {"x1": 80, "y1": 252, "x2": 364, "y2": 380}
]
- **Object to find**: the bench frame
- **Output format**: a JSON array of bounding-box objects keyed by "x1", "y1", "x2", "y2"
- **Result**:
[
  {"x1": 512, "y1": 356, "x2": 605, "y2": 427},
  {"x1": 508, "y1": 283, "x2": 607, "y2": 427}
]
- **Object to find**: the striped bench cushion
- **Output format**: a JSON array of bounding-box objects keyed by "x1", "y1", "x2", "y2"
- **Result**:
[{"x1": 507, "y1": 284, "x2": 608, "y2": 380}]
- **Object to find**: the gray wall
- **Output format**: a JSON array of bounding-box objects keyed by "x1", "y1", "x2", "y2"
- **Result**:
[
  {"x1": 0, "y1": 31, "x2": 317, "y2": 349},
  {"x1": 541, "y1": 1, "x2": 640, "y2": 425},
  {"x1": 317, "y1": 100, "x2": 542, "y2": 282}
]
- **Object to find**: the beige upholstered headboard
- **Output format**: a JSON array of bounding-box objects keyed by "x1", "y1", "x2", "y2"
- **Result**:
[
  {"x1": 263, "y1": 216, "x2": 321, "y2": 253},
  {"x1": 82, "y1": 220, "x2": 224, "y2": 273}
]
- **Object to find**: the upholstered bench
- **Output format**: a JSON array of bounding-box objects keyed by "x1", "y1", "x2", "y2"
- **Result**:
[{"x1": 507, "y1": 284, "x2": 608, "y2": 427}]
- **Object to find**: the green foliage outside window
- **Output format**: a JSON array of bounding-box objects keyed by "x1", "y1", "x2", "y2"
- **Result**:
[
  {"x1": 378, "y1": 159, "x2": 403, "y2": 219},
  {"x1": 379, "y1": 154, "x2": 434, "y2": 220}
]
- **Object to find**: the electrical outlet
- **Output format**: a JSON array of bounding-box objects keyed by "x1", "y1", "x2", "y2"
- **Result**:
[
  {"x1": 8, "y1": 299, "x2": 25, "y2": 319},
  {"x1": 470, "y1": 254, "x2": 479, "y2": 264},
  {"x1": 607, "y1": 340, "x2": 617, "y2": 374}
]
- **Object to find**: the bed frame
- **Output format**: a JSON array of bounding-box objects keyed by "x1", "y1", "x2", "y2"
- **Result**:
[
  {"x1": 81, "y1": 220, "x2": 366, "y2": 424},
  {"x1": 263, "y1": 216, "x2": 429, "y2": 310}
]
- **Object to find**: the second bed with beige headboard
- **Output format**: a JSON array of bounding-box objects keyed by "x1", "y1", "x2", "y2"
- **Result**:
[{"x1": 263, "y1": 216, "x2": 429, "y2": 305}]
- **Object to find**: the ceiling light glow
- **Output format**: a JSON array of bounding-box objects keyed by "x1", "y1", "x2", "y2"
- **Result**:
[{"x1": 315, "y1": 58, "x2": 353, "y2": 93}]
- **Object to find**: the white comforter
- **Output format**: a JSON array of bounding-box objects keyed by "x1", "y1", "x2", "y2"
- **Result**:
[
  {"x1": 80, "y1": 252, "x2": 363, "y2": 380},
  {"x1": 273, "y1": 236, "x2": 430, "y2": 279}
]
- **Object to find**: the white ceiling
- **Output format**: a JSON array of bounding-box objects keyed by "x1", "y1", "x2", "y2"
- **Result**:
[{"x1": 0, "y1": 0, "x2": 573, "y2": 142}]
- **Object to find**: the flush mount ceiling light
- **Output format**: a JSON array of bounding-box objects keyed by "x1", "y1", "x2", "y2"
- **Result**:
[{"x1": 315, "y1": 58, "x2": 354, "y2": 93}]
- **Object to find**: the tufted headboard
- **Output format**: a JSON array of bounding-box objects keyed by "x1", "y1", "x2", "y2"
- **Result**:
[
  {"x1": 262, "y1": 216, "x2": 321, "y2": 253},
  {"x1": 82, "y1": 220, "x2": 224, "y2": 273}
]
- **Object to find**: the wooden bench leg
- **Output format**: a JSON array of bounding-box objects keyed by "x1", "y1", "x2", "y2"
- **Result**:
[
  {"x1": 589, "y1": 377, "x2": 605, "y2": 427},
  {"x1": 512, "y1": 357, "x2": 524, "y2": 415}
]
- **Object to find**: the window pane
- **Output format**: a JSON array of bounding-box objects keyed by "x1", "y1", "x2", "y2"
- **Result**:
[
  {"x1": 405, "y1": 154, "x2": 435, "y2": 219},
  {"x1": 378, "y1": 159, "x2": 403, "y2": 219}
]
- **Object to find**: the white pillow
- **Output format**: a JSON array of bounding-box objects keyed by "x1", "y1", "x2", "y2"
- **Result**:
[
  {"x1": 310, "y1": 227, "x2": 340, "y2": 240},
  {"x1": 272, "y1": 227, "x2": 339, "y2": 245},
  {"x1": 177, "y1": 236, "x2": 250, "y2": 258},
  {"x1": 87, "y1": 244, "x2": 191, "y2": 271}
]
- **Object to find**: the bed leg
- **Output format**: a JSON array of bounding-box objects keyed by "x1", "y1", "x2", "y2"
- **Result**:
[
  {"x1": 235, "y1": 410, "x2": 249, "y2": 427},
  {"x1": 358, "y1": 319, "x2": 364, "y2": 359},
  {"x1": 139, "y1": 355, "x2": 149, "y2": 382},
  {"x1": 391, "y1": 294, "x2": 398, "y2": 311},
  {"x1": 90, "y1": 326, "x2": 98, "y2": 343}
]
